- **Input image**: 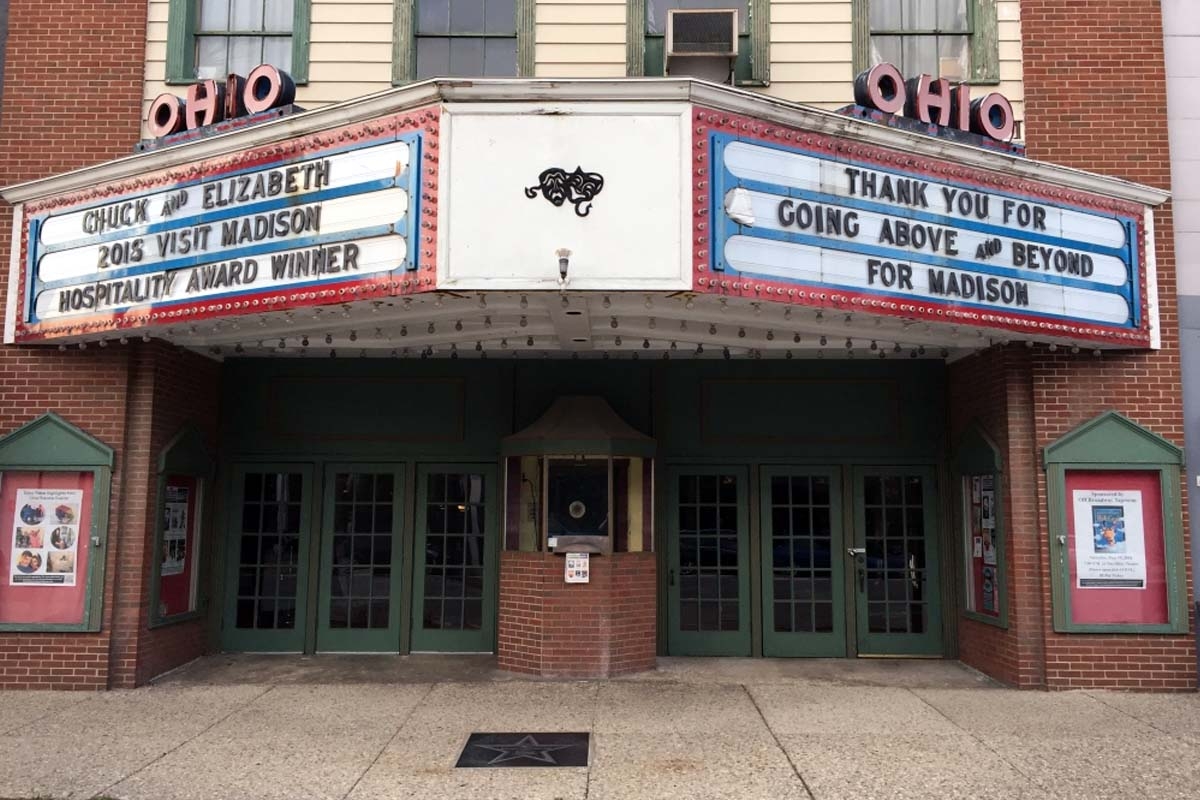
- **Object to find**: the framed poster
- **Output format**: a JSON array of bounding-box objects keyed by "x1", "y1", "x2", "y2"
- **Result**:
[
  {"x1": 962, "y1": 474, "x2": 1000, "y2": 619},
  {"x1": 0, "y1": 470, "x2": 99, "y2": 626},
  {"x1": 157, "y1": 475, "x2": 201, "y2": 618},
  {"x1": 1063, "y1": 470, "x2": 1167, "y2": 625}
]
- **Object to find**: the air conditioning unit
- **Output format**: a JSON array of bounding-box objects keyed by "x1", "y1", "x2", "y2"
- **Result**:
[{"x1": 665, "y1": 9, "x2": 738, "y2": 82}]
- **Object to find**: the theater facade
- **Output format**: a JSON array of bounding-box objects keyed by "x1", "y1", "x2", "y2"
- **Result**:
[{"x1": 0, "y1": 54, "x2": 1194, "y2": 689}]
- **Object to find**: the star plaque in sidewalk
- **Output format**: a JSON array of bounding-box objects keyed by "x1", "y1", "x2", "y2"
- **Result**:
[{"x1": 455, "y1": 732, "x2": 590, "y2": 768}]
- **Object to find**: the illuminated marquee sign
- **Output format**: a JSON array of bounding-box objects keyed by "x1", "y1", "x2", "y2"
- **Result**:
[
  {"x1": 704, "y1": 115, "x2": 1149, "y2": 346},
  {"x1": 14, "y1": 116, "x2": 433, "y2": 341}
]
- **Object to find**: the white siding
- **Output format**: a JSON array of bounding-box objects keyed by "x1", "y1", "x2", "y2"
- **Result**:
[
  {"x1": 535, "y1": 0, "x2": 628, "y2": 77},
  {"x1": 142, "y1": 0, "x2": 1024, "y2": 134}
]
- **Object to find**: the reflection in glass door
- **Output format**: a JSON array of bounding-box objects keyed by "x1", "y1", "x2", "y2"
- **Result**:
[
  {"x1": 667, "y1": 466, "x2": 750, "y2": 656},
  {"x1": 853, "y1": 467, "x2": 942, "y2": 656},
  {"x1": 761, "y1": 468, "x2": 846, "y2": 657},
  {"x1": 224, "y1": 465, "x2": 312, "y2": 652},
  {"x1": 317, "y1": 465, "x2": 404, "y2": 652},
  {"x1": 411, "y1": 465, "x2": 497, "y2": 652}
]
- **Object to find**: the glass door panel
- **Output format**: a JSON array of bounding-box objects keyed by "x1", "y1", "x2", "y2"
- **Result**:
[
  {"x1": 761, "y1": 467, "x2": 846, "y2": 657},
  {"x1": 853, "y1": 467, "x2": 942, "y2": 656},
  {"x1": 667, "y1": 466, "x2": 750, "y2": 656},
  {"x1": 411, "y1": 465, "x2": 497, "y2": 652},
  {"x1": 317, "y1": 465, "x2": 404, "y2": 652},
  {"x1": 223, "y1": 465, "x2": 312, "y2": 652}
]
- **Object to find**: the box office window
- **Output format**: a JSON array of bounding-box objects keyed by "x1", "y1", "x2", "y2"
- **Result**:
[
  {"x1": 853, "y1": 0, "x2": 1000, "y2": 85},
  {"x1": 0, "y1": 414, "x2": 113, "y2": 632},
  {"x1": 166, "y1": 0, "x2": 311, "y2": 84}
]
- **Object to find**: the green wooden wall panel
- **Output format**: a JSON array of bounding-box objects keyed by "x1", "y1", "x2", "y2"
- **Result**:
[{"x1": 221, "y1": 360, "x2": 944, "y2": 463}]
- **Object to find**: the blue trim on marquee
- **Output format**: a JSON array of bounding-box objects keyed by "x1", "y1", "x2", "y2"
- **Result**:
[
  {"x1": 24, "y1": 130, "x2": 425, "y2": 328},
  {"x1": 709, "y1": 132, "x2": 1142, "y2": 331}
]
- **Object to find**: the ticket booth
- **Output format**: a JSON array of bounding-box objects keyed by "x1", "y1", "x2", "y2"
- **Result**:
[{"x1": 497, "y1": 396, "x2": 658, "y2": 677}]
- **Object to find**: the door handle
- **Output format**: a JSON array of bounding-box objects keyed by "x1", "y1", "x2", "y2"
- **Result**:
[{"x1": 846, "y1": 547, "x2": 866, "y2": 557}]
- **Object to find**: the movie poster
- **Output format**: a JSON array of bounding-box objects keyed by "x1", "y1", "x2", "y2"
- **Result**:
[
  {"x1": 1072, "y1": 489, "x2": 1147, "y2": 589},
  {"x1": 161, "y1": 485, "x2": 189, "y2": 577},
  {"x1": 10, "y1": 487, "x2": 82, "y2": 586}
]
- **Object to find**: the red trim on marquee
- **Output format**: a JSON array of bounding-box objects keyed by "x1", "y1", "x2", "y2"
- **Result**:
[
  {"x1": 691, "y1": 106, "x2": 1152, "y2": 347},
  {"x1": 16, "y1": 107, "x2": 442, "y2": 343}
]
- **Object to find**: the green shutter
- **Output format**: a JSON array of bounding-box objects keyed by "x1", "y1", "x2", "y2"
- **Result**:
[
  {"x1": 749, "y1": 0, "x2": 769, "y2": 85},
  {"x1": 393, "y1": 0, "x2": 415, "y2": 85},
  {"x1": 517, "y1": 0, "x2": 535, "y2": 76},
  {"x1": 165, "y1": 0, "x2": 197, "y2": 84},
  {"x1": 627, "y1": 0, "x2": 646, "y2": 76},
  {"x1": 851, "y1": 0, "x2": 869, "y2": 77},
  {"x1": 291, "y1": 0, "x2": 311, "y2": 84},
  {"x1": 970, "y1": 0, "x2": 1000, "y2": 85}
]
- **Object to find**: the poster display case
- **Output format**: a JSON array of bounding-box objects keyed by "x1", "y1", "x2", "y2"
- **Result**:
[
  {"x1": 150, "y1": 427, "x2": 213, "y2": 625},
  {"x1": 0, "y1": 414, "x2": 112, "y2": 631},
  {"x1": 955, "y1": 424, "x2": 1006, "y2": 627},
  {"x1": 1045, "y1": 412, "x2": 1187, "y2": 633}
]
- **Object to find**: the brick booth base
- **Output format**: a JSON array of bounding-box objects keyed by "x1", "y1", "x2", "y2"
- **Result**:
[{"x1": 498, "y1": 551, "x2": 657, "y2": 678}]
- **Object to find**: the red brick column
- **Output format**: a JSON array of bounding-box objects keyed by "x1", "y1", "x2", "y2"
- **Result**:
[
  {"x1": 0, "y1": 1, "x2": 204, "y2": 689},
  {"x1": 498, "y1": 551, "x2": 657, "y2": 678},
  {"x1": 981, "y1": 0, "x2": 1196, "y2": 690}
]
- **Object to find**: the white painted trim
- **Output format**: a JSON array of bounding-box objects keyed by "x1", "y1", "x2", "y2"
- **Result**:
[
  {"x1": 1, "y1": 79, "x2": 1170, "y2": 208},
  {"x1": 1145, "y1": 208, "x2": 1162, "y2": 350},
  {"x1": 5, "y1": 204, "x2": 22, "y2": 345}
]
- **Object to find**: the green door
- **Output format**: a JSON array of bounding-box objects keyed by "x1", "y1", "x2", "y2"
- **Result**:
[
  {"x1": 667, "y1": 466, "x2": 751, "y2": 656},
  {"x1": 852, "y1": 467, "x2": 942, "y2": 656},
  {"x1": 410, "y1": 465, "x2": 498, "y2": 652},
  {"x1": 224, "y1": 465, "x2": 313, "y2": 652},
  {"x1": 316, "y1": 465, "x2": 405, "y2": 653},
  {"x1": 760, "y1": 467, "x2": 846, "y2": 657}
]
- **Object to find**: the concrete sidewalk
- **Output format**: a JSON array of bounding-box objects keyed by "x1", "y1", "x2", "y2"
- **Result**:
[{"x1": 0, "y1": 655, "x2": 1197, "y2": 800}]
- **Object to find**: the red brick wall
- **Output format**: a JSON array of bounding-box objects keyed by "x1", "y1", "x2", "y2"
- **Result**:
[
  {"x1": 0, "y1": 0, "x2": 152, "y2": 688},
  {"x1": 1020, "y1": 0, "x2": 1195, "y2": 690},
  {"x1": 498, "y1": 551, "x2": 656, "y2": 678}
]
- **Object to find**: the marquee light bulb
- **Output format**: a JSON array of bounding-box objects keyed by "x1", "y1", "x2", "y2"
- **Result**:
[
  {"x1": 870, "y1": 340, "x2": 878, "y2": 350},
  {"x1": 642, "y1": 338, "x2": 650, "y2": 349},
  {"x1": 484, "y1": 316, "x2": 492, "y2": 328},
  {"x1": 518, "y1": 316, "x2": 527, "y2": 328},
  {"x1": 455, "y1": 320, "x2": 463, "y2": 332},
  {"x1": 709, "y1": 324, "x2": 717, "y2": 335},
  {"x1": 325, "y1": 333, "x2": 333, "y2": 345},
  {"x1": 766, "y1": 330, "x2": 775, "y2": 341},
  {"x1": 428, "y1": 322, "x2": 436, "y2": 334},
  {"x1": 820, "y1": 336, "x2": 827, "y2": 346},
  {"x1": 526, "y1": 336, "x2": 534, "y2": 347},
  {"x1": 685, "y1": 297, "x2": 695, "y2": 310},
  {"x1": 793, "y1": 333, "x2": 801, "y2": 344},
  {"x1": 301, "y1": 335, "x2": 309, "y2": 347},
  {"x1": 400, "y1": 325, "x2": 408, "y2": 337},
  {"x1": 520, "y1": 294, "x2": 528, "y2": 309},
  {"x1": 738, "y1": 327, "x2": 746, "y2": 338},
  {"x1": 602, "y1": 295, "x2": 611, "y2": 309},
  {"x1": 349, "y1": 330, "x2": 358, "y2": 342},
  {"x1": 610, "y1": 316, "x2": 618, "y2": 329}
]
